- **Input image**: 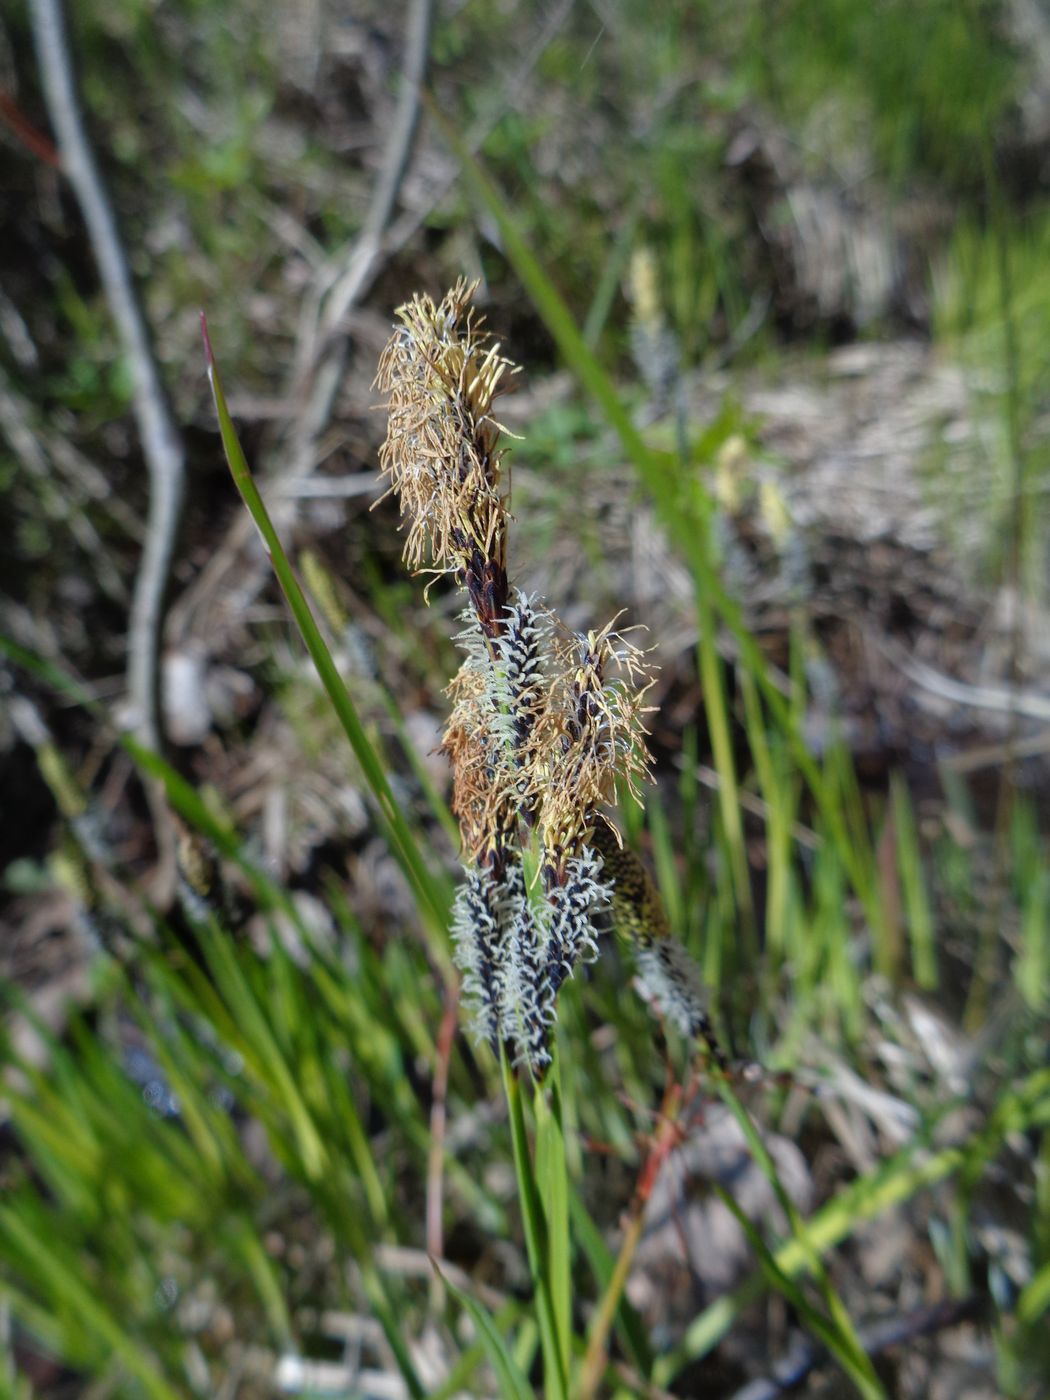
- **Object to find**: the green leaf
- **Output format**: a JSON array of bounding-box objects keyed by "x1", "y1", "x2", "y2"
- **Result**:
[
  {"x1": 0, "y1": 1209, "x2": 184, "y2": 1400},
  {"x1": 438, "y1": 1265, "x2": 536, "y2": 1400},
  {"x1": 714, "y1": 1077, "x2": 884, "y2": 1398},
  {"x1": 200, "y1": 316, "x2": 453, "y2": 970}
]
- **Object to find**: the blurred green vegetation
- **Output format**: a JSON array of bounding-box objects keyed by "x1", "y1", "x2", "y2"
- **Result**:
[{"x1": 2, "y1": 0, "x2": 1050, "y2": 1396}]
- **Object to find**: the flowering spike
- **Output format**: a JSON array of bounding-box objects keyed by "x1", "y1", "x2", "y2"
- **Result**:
[
  {"x1": 497, "y1": 867, "x2": 555, "y2": 1073},
  {"x1": 377, "y1": 281, "x2": 670, "y2": 1079},
  {"x1": 452, "y1": 864, "x2": 518, "y2": 1048},
  {"x1": 543, "y1": 846, "x2": 612, "y2": 998},
  {"x1": 533, "y1": 622, "x2": 655, "y2": 864},
  {"x1": 632, "y1": 939, "x2": 729, "y2": 1072},
  {"x1": 374, "y1": 280, "x2": 517, "y2": 635}
]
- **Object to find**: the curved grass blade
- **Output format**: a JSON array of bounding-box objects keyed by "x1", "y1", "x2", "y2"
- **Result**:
[
  {"x1": 0, "y1": 1208, "x2": 184, "y2": 1400},
  {"x1": 711, "y1": 1182, "x2": 884, "y2": 1400},
  {"x1": 201, "y1": 315, "x2": 452, "y2": 969},
  {"x1": 715, "y1": 1076, "x2": 883, "y2": 1396},
  {"x1": 437, "y1": 1265, "x2": 536, "y2": 1400},
  {"x1": 654, "y1": 1067, "x2": 1050, "y2": 1385}
]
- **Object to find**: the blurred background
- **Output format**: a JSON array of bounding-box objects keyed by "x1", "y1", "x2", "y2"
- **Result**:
[{"x1": 2, "y1": 1, "x2": 1050, "y2": 1397}]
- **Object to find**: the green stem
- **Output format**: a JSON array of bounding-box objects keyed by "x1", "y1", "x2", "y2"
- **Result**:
[
  {"x1": 503, "y1": 1054, "x2": 568, "y2": 1400},
  {"x1": 534, "y1": 1063, "x2": 572, "y2": 1385}
]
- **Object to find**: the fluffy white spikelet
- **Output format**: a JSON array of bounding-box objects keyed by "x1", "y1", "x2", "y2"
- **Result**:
[
  {"x1": 451, "y1": 609, "x2": 527, "y2": 752},
  {"x1": 452, "y1": 610, "x2": 495, "y2": 668},
  {"x1": 451, "y1": 866, "x2": 513, "y2": 1048},
  {"x1": 496, "y1": 866, "x2": 556, "y2": 1073},
  {"x1": 496, "y1": 590, "x2": 549, "y2": 742},
  {"x1": 545, "y1": 846, "x2": 613, "y2": 998},
  {"x1": 633, "y1": 938, "x2": 716, "y2": 1044}
]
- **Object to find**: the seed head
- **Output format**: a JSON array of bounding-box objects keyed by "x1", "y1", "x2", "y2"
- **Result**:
[
  {"x1": 377, "y1": 282, "x2": 660, "y2": 1077},
  {"x1": 375, "y1": 279, "x2": 518, "y2": 636},
  {"x1": 533, "y1": 621, "x2": 655, "y2": 865}
]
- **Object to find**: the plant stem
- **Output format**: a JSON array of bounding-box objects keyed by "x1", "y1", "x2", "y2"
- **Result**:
[
  {"x1": 503, "y1": 1054, "x2": 568, "y2": 1400},
  {"x1": 534, "y1": 1064, "x2": 573, "y2": 1385}
]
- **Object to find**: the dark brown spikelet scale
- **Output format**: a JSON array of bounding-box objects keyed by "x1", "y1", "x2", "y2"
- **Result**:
[
  {"x1": 590, "y1": 823, "x2": 669, "y2": 946},
  {"x1": 174, "y1": 823, "x2": 251, "y2": 933}
]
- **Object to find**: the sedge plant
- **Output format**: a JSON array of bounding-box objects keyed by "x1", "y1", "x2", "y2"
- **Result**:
[
  {"x1": 197, "y1": 278, "x2": 947, "y2": 1396},
  {"x1": 374, "y1": 279, "x2": 735, "y2": 1393},
  {"x1": 5, "y1": 273, "x2": 1045, "y2": 1394}
]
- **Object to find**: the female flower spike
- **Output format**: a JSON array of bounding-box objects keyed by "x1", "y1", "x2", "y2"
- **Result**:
[{"x1": 376, "y1": 281, "x2": 655, "y2": 1075}]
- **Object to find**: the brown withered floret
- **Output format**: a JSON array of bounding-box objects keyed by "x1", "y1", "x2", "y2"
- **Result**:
[
  {"x1": 375, "y1": 279, "x2": 517, "y2": 641},
  {"x1": 532, "y1": 622, "x2": 655, "y2": 869}
]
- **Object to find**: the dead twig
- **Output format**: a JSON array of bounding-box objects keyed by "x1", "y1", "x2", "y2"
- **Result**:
[
  {"x1": 29, "y1": 0, "x2": 186, "y2": 761},
  {"x1": 877, "y1": 633, "x2": 1050, "y2": 725},
  {"x1": 169, "y1": 0, "x2": 435, "y2": 647},
  {"x1": 169, "y1": 0, "x2": 574, "y2": 650}
]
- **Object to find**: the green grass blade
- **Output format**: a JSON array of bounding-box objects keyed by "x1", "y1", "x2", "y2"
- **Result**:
[
  {"x1": 891, "y1": 775, "x2": 938, "y2": 990},
  {"x1": 647, "y1": 794, "x2": 683, "y2": 936},
  {"x1": 714, "y1": 1077, "x2": 883, "y2": 1396},
  {"x1": 426, "y1": 1301, "x2": 532, "y2": 1400},
  {"x1": 696, "y1": 580, "x2": 756, "y2": 953},
  {"x1": 438, "y1": 1267, "x2": 536, "y2": 1400},
  {"x1": 0, "y1": 1209, "x2": 185, "y2": 1400},
  {"x1": 1018, "y1": 1258, "x2": 1050, "y2": 1325},
  {"x1": 740, "y1": 668, "x2": 795, "y2": 962},
  {"x1": 711, "y1": 1183, "x2": 884, "y2": 1399},
  {"x1": 201, "y1": 317, "x2": 452, "y2": 965},
  {"x1": 195, "y1": 919, "x2": 329, "y2": 1181},
  {"x1": 230, "y1": 1217, "x2": 294, "y2": 1346}
]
